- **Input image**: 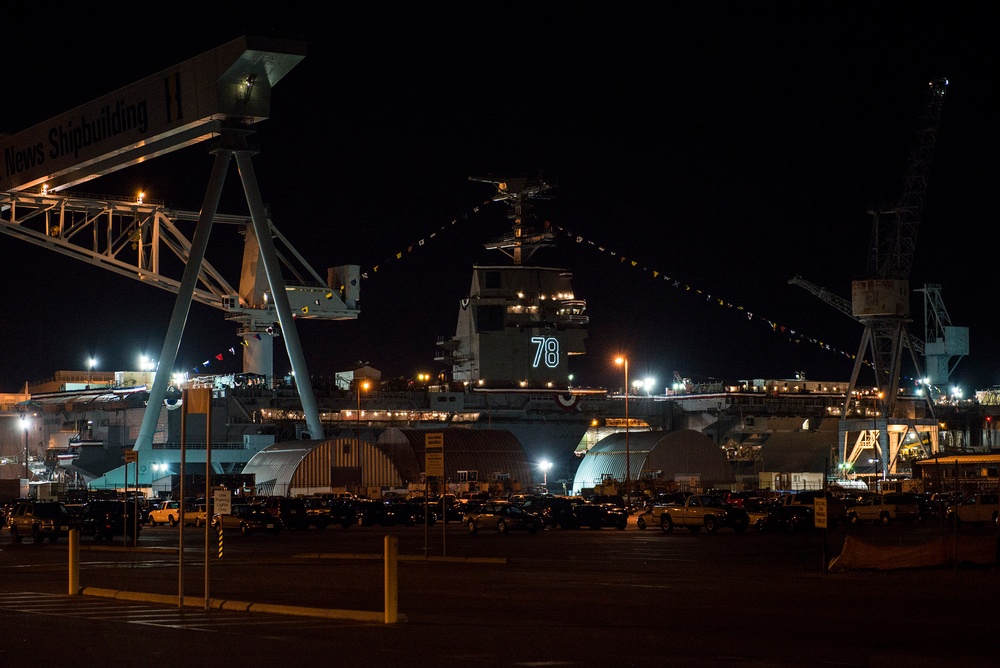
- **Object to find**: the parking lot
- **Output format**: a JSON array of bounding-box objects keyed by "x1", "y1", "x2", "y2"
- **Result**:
[{"x1": 2, "y1": 512, "x2": 998, "y2": 667}]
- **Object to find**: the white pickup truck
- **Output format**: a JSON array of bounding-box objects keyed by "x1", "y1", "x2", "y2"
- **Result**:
[{"x1": 644, "y1": 494, "x2": 750, "y2": 533}]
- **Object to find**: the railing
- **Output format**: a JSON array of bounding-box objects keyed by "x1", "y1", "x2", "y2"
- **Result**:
[{"x1": 151, "y1": 442, "x2": 248, "y2": 450}]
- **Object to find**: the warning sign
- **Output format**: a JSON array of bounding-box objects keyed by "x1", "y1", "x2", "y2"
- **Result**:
[
  {"x1": 425, "y1": 432, "x2": 444, "y2": 476},
  {"x1": 813, "y1": 498, "x2": 828, "y2": 529}
]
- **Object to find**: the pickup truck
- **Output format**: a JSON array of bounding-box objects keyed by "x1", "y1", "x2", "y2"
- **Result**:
[
  {"x1": 648, "y1": 494, "x2": 749, "y2": 533},
  {"x1": 947, "y1": 493, "x2": 999, "y2": 526}
]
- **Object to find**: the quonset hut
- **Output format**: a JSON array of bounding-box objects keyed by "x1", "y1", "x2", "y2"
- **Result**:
[
  {"x1": 572, "y1": 429, "x2": 735, "y2": 495},
  {"x1": 237, "y1": 428, "x2": 534, "y2": 497},
  {"x1": 376, "y1": 428, "x2": 534, "y2": 495}
]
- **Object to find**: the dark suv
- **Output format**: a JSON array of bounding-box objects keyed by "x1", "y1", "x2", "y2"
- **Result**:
[
  {"x1": 572, "y1": 501, "x2": 628, "y2": 530},
  {"x1": 302, "y1": 496, "x2": 356, "y2": 529},
  {"x1": 517, "y1": 495, "x2": 577, "y2": 529},
  {"x1": 7, "y1": 500, "x2": 80, "y2": 543},
  {"x1": 79, "y1": 500, "x2": 142, "y2": 541},
  {"x1": 261, "y1": 496, "x2": 310, "y2": 530}
]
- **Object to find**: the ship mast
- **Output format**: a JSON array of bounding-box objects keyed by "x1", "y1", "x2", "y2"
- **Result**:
[{"x1": 471, "y1": 175, "x2": 555, "y2": 265}]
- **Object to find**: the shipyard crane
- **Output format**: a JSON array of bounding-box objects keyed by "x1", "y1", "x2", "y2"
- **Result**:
[
  {"x1": 833, "y1": 78, "x2": 951, "y2": 481},
  {"x1": 0, "y1": 36, "x2": 361, "y2": 447}
]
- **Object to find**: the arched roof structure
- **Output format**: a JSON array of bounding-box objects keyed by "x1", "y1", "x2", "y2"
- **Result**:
[
  {"x1": 376, "y1": 428, "x2": 533, "y2": 488},
  {"x1": 572, "y1": 429, "x2": 735, "y2": 494},
  {"x1": 242, "y1": 438, "x2": 403, "y2": 496}
]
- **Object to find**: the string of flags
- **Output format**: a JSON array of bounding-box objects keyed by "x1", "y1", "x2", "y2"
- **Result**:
[
  {"x1": 186, "y1": 197, "x2": 911, "y2": 380},
  {"x1": 348, "y1": 192, "x2": 868, "y2": 368},
  {"x1": 357, "y1": 200, "x2": 492, "y2": 280},
  {"x1": 549, "y1": 223, "x2": 879, "y2": 371},
  {"x1": 189, "y1": 340, "x2": 256, "y2": 375}
]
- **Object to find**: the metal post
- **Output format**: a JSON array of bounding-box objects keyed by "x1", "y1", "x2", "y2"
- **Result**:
[
  {"x1": 614, "y1": 356, "x2": 631, "y2": 509},
  {"x1": 623, "y1": 358, "x2": 630, "y2": 510},
  {"x1": 22, "y1": 417, "x2": 29, "y2": 481},
  {"x1": 179, "y1": 393, "x2": 187, "y2": 608},
  {"x1": 68, "y1": 529, "x2": 79, "y2": 595},
  {"x1": 205, "y1": 393, "x2": 212, "y2": 611},
  {"x1": 384, "y1": 535, "x2": 398, "y2": 624},
  {"x1": 357, "y1": 381, "x2": 362, "y2": 495}
]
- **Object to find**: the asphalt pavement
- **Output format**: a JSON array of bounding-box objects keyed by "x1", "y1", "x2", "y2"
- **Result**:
[{"x1": 1, "y1": 513, "x2": 998, "y2": 667}]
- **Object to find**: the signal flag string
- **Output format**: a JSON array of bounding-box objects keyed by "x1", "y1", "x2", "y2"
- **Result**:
[
  {"x1": 346, "y1": 197, "x2": 875, "y2": 373},
  {"x1": 193, "y1": 197, "x2": 933, "y2": 385},
  {"x1": 550, "y1": 223, "x2": 881, "y2": 372},
  {"x1": 357, "y1": 199, "x2": 492, "y2": 280}
]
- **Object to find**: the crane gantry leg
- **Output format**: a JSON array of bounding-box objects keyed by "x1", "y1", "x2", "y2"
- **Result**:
[{"x1": 134, "y1": 129, "x2": 325, "y2": 451}]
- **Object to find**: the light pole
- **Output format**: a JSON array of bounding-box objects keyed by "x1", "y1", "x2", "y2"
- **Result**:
[
  {"x1": 87, "y1": 357, "x2": 96, "y2": 387},
  {"x1": 20, "y1": 416, "x2": 30, "y2": 480},
  {"x1": 540, "y1": 460, "x2": 552, "y2": 489},
  {"x1": 615, "y1": 356, "x2": 631, "y2": 511},
  {"x1": 357, "y1": 379, "x2": 369, "y2": 495}
]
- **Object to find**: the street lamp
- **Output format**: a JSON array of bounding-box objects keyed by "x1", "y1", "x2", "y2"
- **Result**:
[
  {"x1": 615, "y1": 356, "x2": 631, "y2": 511},
  {"x1": 20, "y1": 416, "x2": 30, "y2": 480},
  {"x1": 87, "y1": 357, "x2": 96, "y2": 387},
  {"x1": 357, "y1": 379, "x2": 370, "y2": 494},
  {"x1": 540, "y1": 460, "x2": 552, "y2": 488}
]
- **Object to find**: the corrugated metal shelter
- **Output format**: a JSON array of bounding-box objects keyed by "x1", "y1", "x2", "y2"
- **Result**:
[
  {"x1": 241, "y1": 438, "x2": 402, "y2": 496},
  {"x1": 572, "y1": 429, "x2": 735, "y2": 494},
  {"x1": 375, "y1": 428, "x2": 533, "y2": 489},
  {"x1": 757, "y1": 430, "x2": 837, "y2": 473}
]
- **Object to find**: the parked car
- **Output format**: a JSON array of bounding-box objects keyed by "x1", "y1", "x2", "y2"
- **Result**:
[
  {"x1": 7, "y1": 500, "x2": 80, "y2": 544},
  {"x1": 385, "y1": 500, "x2": 437, "y2": 527},
  {"x1": 947, "y1": 493, "x2": 999, "y2": 526},
  {"x1": 466, "y1": 501, "x2": 543, "y2": 534},
  {"x1": 261, "y1": 496, "x2": 310, "y2": 530},
  {"x1": 648, "y1": 494, "x2": 750, "y2": 533},
  {"x1": 79, "y1": 499, "x2": 142, "y2": 541},
  {"x1": 637, "y1": 493, "x2": 689, "y2": 529},
  {"x1": 928, "y1": 491, "x2": 964, "y2": 519},
  {"x1": 846, "y1": 492, "x2": 922, "y2": 525},
  {"x1": 517, "y1": 495, "x2": 578, "y2": 529},
  {"x1": 302, "y1": 496, "x2": 334, "y2": 529},
  {"x1": 423, "y1": 495, "x2": 465, "y2": 523},
  {"x1": 572, "y1": 502, "x2": 628, "y2": 529},
  {"x1": 760, "y1": 490, "x2": 846, "y2": 532},
  {"x1": 326, "y1": 497, "x2": 359, "y2": 528},
  {"x1": 743, "y1": 496, "x2": 780, "y2": 530},
  {"x1": 211, "y1": 504, "x2": 281, "y2": 536},
  {"x1": 353, "y1": 499, "x2": 391, "y2": 526},
  {"x1": 147, "y1": 500, "x2": 182, "y2": 527},
  {"x1": 185, "y1": 503, "x2": 209, "y2": 527}
]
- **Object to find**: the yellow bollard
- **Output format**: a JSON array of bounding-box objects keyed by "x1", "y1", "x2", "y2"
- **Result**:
[
  {"x1": 68, "y1": 529, "x2": 80, "y2": 595},
  {"x1": 383, "y1": 535, "x2": 398, "y2": 624}
]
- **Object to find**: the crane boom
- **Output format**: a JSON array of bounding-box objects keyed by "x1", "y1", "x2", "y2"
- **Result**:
[
  {"x1": 787, "y1": 275, "x2": 925, "y2": 355},
  {"x1": 0, "y1": 36, "x2": 360, "y2": 447}
]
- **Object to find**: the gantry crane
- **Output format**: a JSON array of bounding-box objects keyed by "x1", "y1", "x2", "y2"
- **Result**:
[
  {"x1": 789, "y1": 275, "x2": 967, "y2": 387},
  {"x1": 0, "y1": 36, "x2": 361, "y2": 447},
  {"x1": 835, "y1": 78, "x2": 950, "y2": 481}
]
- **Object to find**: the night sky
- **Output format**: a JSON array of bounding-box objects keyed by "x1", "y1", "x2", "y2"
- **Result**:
[{"x1": 2, "y1": 4, "x2": 996, "y2": 395}]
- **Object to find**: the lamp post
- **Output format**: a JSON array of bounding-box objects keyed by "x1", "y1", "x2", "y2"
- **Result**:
[
  {"x1": 20, "y1": 416, "x2": 29, "y2": 480},
  {"x1": 540, "y1": 460, "x2": 552, "y2": 489},
  {"x1": 87, "y1": 357, "x2": 96, "y2": 387},
  {"x1": 357, "y1": 379, "x2": 369, "y2": 494},
  {"x1": 615, "y1": 356, "x2": 631, "y2": 511}
]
